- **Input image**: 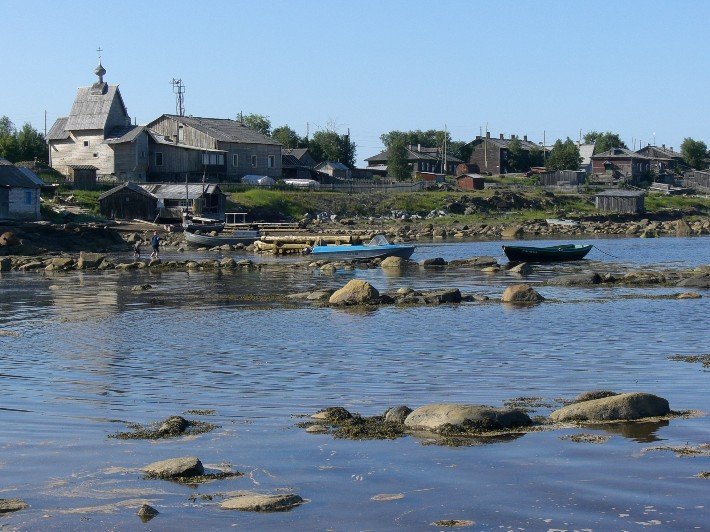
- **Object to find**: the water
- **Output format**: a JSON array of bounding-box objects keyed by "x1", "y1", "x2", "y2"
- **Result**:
[{"x1": 1, "y1": 236, "x2": 708, "y2": 530}]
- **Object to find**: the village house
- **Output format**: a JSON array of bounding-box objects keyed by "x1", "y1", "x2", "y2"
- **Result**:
[
  {"x1": 314, "y1": 161, "x2": 351, "y2": 180},
  {"x1": 282, "y1": 149, "x2": 318, "y2": 180},
  {"x1": 47, "y1": 64, "x2": 149, "y2": 181},
  {"x1": 468, "y1": 133, "x2": 544, "y2": 174},
  {"x1": 0, "y1": 158, "x2": 43, "y2": 220},
  {"x1": 635, "y1": 144, "x2": 684, "y2": 174},
  {"x1": 146, "y1": 115, "x2": 282, "y2": 182},
  {"x1": 282, "y1": 148, "x2": 317, "y2": 168},
  {"x1": 590, "y1": 148, "x2": 651, "y2": 183},
  {"x1": 365, "y1": 145, "x2": 462, "y2": 177}
]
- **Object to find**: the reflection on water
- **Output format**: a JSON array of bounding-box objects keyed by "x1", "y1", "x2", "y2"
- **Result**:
[{"x1": 0, "y1": 236, "x2": 708, "y2": 529}]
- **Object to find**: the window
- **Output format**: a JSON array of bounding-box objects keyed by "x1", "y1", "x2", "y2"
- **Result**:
[
  {"x1": 24, "y1": 191, "x2": 33, "y2": 205},
  {"x1": 232, "y1": 154, "x2": 239, "y2": 167},
  {"x1": 83, "y1": 140, "x2": 89, "y2": 147},
  {"x1": 201, "y1": 153, "x2": 225, "y2": 165},
  {"x1": 156, "y1": 152, "x2": 163, "y2": 166},
  {"x1": 251, "y1": 155, "x2": 257, "y2": 168},
  {"x1": 268, "y1": 155, "x2": 275, "y2": 168},
  {"x1": 93, "y1": 153, "x2": 98, "y2": 158},
  {"x1": 178, "y1": 125, "x2": 184, "y2": 142}
]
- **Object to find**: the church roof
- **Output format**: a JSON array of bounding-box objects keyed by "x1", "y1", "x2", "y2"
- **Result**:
[
  {"x1": 47, "y1": 117, "x2": 70, "y2": 140},
  {"x1": 65, "y1": 85, "x2": 127, "y2": 131}
]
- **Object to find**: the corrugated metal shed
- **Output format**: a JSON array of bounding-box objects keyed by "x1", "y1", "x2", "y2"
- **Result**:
[
  {"x1": 0, "y1": 158, "x2": 44, "y2": 188},
  {"x1": 161, "y1": 115, "x2": 281, "y2": 145}
]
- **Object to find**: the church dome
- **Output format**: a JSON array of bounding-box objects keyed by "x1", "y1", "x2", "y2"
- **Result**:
[{"x1": 94, "y1": 63, "x2": 106, "y2": 77}]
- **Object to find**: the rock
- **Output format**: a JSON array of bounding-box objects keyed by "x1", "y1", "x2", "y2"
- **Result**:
[
  {"x1": 157, "y1": 416, "x2": 189, "y2": 435},
  {"x1": 381, "y1": 256, "x2": 406, "y2": 269},
  {"x1": 148, "y1": 258, "x2": 161, "y2": 267},
  {"x1": 328, "y1": 280, "x2": 379, "y2": 306},
  {"x1": 137, "y1": 504, "x2": 159, "y2": 521},
  {"x1": 573, "y1": 390, "x2": 618, "y2": 403},
  {"x1": 131, "y1": 284, "x2": 152, "y2": 292},
  {"x1": 384, "y1": 406, "x2": 412, "y2": 424},
  {"x1": 675, "y1": 219, "x2": 692, "y2": 237},
  {"x1": 481, "y1": 266, "x2": 500, "y2": 273},
  {"x1": 623, "y1": 271, "x2": 666, "y2": 284},
  {"x1": 305, "y1": 424, "x2": 329, "y2": 434},
  {"x1": 18, "y1": 261, "x2": 43, "y2": 271},
  {"x1": 404, "y1": 403, "x2": 532, "y2": 431},
  {"x1": 548, "y1": 272, "x2": 602, "y2": 286},
  {"x1": 508, "y1": 262, "x2": 531, "y2": 275},
  {"x1": 501, "y1": 284, "x2": 544, "y2": 303},
  {"x1": 0, "y1": 257, "x2": 11, "y2": 271},
  {"x1": 312, "y1": 407, "x2": 353, "y2": 422},
  {"x1": 125, "y1": 232, "x2": 141, "y2": 243},
  {"x1": 420, "y1": 257, "x2": 447, "y2": 267},
  {"x1": 306, "y1": 289, "x2": 335, "y2": 301},
  {"x1": 0, "y1": 232, "x2": 20, "y2": 247},
  {"x1": 77, "y1": 251, "x2": 105, "y2": 269},
  {"x1": 677, "y1": 274, "x2": 710, "y2": 289},
  {"x1": 116, "y1": 262, "x2": 139, "y2": 270},
  {"x1": 501, "y1": 225, "x2": 524, "y2": 239},
  {"x1": 50, "y1": 257, "x2": 74, "y2": 270},
  {"x1": 448, "y1": 256, "x2": 499, "y2": 268},
  {"x1": 320, "y1": 263, "x2": 337, "y2": 273},
  {"x1": 220, "y1": 257, "x2": 236, "y2": 269},
  {"x1": 549, "y1": 392, "x2": 670, "y2": 422},
  {"x1": 143, "y1": 456, "x2": 204, "y2": 479},
  {"x1": 677, "y1": 292, "x2": 701, "y2": 299},
  {"x1": 220, "y1": 493, "x2": 303, "y2": 512},
  {"x1": 0, "y1": 498, "x2": 29, "y2": 513},
  {"x1": 422, "y1": 288, "x2": 462, "y2": 304}
]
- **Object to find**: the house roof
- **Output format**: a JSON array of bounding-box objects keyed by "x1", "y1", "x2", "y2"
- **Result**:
[
  {"x1": 155, "y1": 115, "x2": 281, "y2": 146},
  {"x1": 592, "y1": 148, "x2": 649, "y2": 160},
  {"x1": 98, "y1": 181, "x2": 157, "y2": 201},
  {"x1": 282, "y1": 148, "x2": 317, "y2": 167},
  {"x1": 282, "y1": 154, "x2": 306, "y2": 167},
  {"x1": 595, "y1": 189, "x2": 646, "y2": 197},
  {"x1": 147, "y1": 130, "x2": 226, "y2": 153},
  {"x1": 139, "y1": 183, "x2": 223, "y2": 200},
  {"x1": 315, "y1": 161, "x2": 350, "y2": 171},
  {"x1": 636, "y1": 145, "x2": 682, "y2": 159},
  {"x1": 472, "y1": 136, "x2": 546, "y2": 152},
  {"x1": 47, "y1": 117, "x2": 70, "y2": 140},
  {"x1": 366, "y1": 146, "x2": 463, "y2": 164},
  {"x1": 104, "y1": 125, "x2": 145, "y2": 144},
  {"x1": 65, "y1": 85, "x2": 128, "y2": 131},
  {"x1": 0, "y1": 158, "x2": 44, "y2": 188}
]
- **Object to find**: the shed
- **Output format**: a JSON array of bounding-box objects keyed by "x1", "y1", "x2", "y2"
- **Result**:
[
  {"x1": 595, "y1": 190, "x2": 645, "y2": 214},
  {"x1": 98, "y1": 182, "x2": 158, "y2": 220},
  {"x1": 139, "y1": 183, "x2": 226, "y2": 220},
  {"x1": 68, "y1": 165, "x2": 98, "y2": 190},
  {"x1": 0, "y1": 158, "x2": 43, "y2": 220},
  {"x1": 456, "y1": 173, "x2": 486, "y2": 190}
]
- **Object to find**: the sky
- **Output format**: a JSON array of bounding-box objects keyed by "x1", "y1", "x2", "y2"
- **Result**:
[{"x1": 1, "y1": 0, "x2": 708, "y2": 165}]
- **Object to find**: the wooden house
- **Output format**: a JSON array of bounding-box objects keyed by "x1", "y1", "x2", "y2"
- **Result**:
[
  {"x1": 315, "y1": 161, "x2": 351, "y2": 180},
  {"x1": 468, "y1": 133, "x2": 544, "y2": 174},
  {"x1": 47, "y1": 63, "x2": 149, "y2": 181},
  {"x1": 0, "y1": 158, "x2": 43, "y2": 220},
  {"x1": 98, "y1": 182, "x2": 158, "y2": 220},
  {"x1": 635, "y1": 144, "x2": 684, "y2": 174},
  {"x1": 145, "y1": 115, "x2": 282, "y2": 182},
  {"x1": 68, "y1": 165, "x2": 98, "y2": 190},
  {"x1": 365, "y1": 145, "x2": 461, "y2": 177},
  {"x1": 595, "y1": 190, "x2": 645, "y2": 214},
  {"x1": 591, "y1": 148, "x2": 651, "y2": 183},
  {"x1": 282, "y1": 148, "x2": 317, "y2": 168}
]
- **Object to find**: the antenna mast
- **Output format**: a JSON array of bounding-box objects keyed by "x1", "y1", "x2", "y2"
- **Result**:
[{"x1": 170, "y1": 78, "x2": 186, "y2": 116}]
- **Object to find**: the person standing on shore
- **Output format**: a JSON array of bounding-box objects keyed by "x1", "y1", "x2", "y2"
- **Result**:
[
  {"x1": 150, "y1": 231, "x2": 161, "y2": 259},
  {"x1": 133, "y1": 240, "x2": 141, "y2": 258}
]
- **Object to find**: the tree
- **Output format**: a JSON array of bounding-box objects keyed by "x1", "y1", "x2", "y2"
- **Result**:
[
  {"x1": 584, "y1": 131, "x2": 628, "y2": 154},
  {"x1": 506, "y1": 138, "x2": 529, "y2": 172},
  {"x1": 528, "y1": 145, "x2": 545, "y2": 167},
  {"x1": 241, "y1": 113, "x2": 271, "y2": 136},
  {"x1": 0, "y1": 116, "x2": 16, "y2": 137},
  {"x1": 680, "y1": 137, "x2": 708, "y2": 169},
  {"x1": 16, "y1": 123, "x2": 47, "y2": 163},
  {"x1": 448, "y1": 140, "x2": 472, "y2": 163},
  {"x1": 546, "y1": 138, "x2": 581, "y2": 171},
  {"x1": 309, "y1": 129, "x2": 356, "y2": 167},
  {"x1": 387, "y1": 136, "x2": 411, "y2": 180},
  {"x1": 0, "y1": 116, "x2": 20, "y2": 162},
  {"x1": 272, "y1": 125, "x2": 304, "y2": 149}
]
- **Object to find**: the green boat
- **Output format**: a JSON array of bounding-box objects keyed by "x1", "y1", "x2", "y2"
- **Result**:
[{"x1": 502, "y1": 244, "x2": 593, "y2": 263}]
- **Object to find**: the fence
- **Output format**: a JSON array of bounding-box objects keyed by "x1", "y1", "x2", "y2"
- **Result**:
[
  {"x1": 683, "y1": 171, "x2": 710, "y2": 192},
  {"x1": 219, "y1": 181, "x2": 426, "y2": 194},
  {"x1": 537, "y1": 170, "x2": 586, "y2": 187}
]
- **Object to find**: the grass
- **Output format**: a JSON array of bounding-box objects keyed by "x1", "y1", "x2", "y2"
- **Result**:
[{"x1": 645, "y1": 194, "x2": 710, "y2": 214}]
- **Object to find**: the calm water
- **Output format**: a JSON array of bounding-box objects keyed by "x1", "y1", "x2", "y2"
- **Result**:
[{"x1": 1, "y1": 236, "x2": 708, "y2": 530}]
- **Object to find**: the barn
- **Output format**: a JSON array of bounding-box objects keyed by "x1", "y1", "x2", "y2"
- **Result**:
[
  {"x1": 595, "y1": 190, "x2": 645, "y2": 214},
  {"x1": 98, "y1": 182, "x2": 158, "y2": 220}
]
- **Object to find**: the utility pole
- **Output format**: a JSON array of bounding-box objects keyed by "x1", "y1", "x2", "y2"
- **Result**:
[
  {"x1": 543, "y1": 130, "x2": 546, "y2": 165},
  {"x1": 44, "y1": 110, "x2": 48, "y2": 165},
  {"x1": 484, "y1": 122, "x2": 488, "y2": 172},
  {"x1": 443, "y1": 124, "x2": 447, "y2": 175},
  {"x1": 306, "y1": 122, "x2": 309, "y2": 140},
  {"x1": 170, "y1": 78, "x2": 185, "y2": 116}
]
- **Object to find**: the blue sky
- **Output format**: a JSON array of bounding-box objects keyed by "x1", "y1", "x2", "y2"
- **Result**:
[{"x1": 2, "y1": 0, "x2": 707, "y2": 164}]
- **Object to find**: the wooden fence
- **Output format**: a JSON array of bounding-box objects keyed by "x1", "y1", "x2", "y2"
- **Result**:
[{"x1": 683, "y1": 171, "x2": 710, "y2": 192}]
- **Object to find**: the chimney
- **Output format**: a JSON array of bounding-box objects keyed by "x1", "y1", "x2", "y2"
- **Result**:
[
  {"x1": 417, "y1": 143, "x2": 421, "y2": 152},
  {"x1": 486, "y1": 131, "x2": 490, "y2": 139},
  {"x1": 524, "y1": 135, "x2": 528, "y2": 141},
  {"x1": 499, "y1": 133, "x2": 504, "y2": 140},
  {"x1": 475, "y1": 135, "x2": 481, "y2": 140}
]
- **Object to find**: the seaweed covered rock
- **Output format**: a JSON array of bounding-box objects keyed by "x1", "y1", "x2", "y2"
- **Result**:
[
  {"x1": 501, "y1": 284, "x2": 544, "y2": 304},
  {"x1": 158, "y1": 415, "x2": 190, "y2": 436},
  {"x1": 547, "y1": 273, "x2": 602, "y2": 286},
  {"x1": 328, "y1": 280, "x2": 379, "y2": 306},
  {"x1": 404, "y1": 403, "x2": 532, "y2": 432},
  {"x1": 143, "y1": 456, "x2": 204, "y2": 479},
  {"x1": 312, "y1": 407, "x2": 353, "y2": 422},
  {"x1": 0, "y1": 498, "x2": 28, "y2": 513},
  {"x1": 384, "y1": 405, "x2": 412, "y2": 424},
  {"x1": 573, "y1": 390, "x2": 618, "y2": 403},
  {"x1": 221, "y1": 493, "x2": 303, "y2": 512},
  {"x1": 550, "y1": 392, "x2": 670, "y2": 422}
]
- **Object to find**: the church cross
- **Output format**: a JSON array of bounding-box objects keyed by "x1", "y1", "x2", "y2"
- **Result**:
[{"x1": 97, "y1": 47, "x2": 103, "y2": 62}]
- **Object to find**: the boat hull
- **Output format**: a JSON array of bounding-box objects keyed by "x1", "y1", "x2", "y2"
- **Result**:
[
  {"x1": 185, "y1": 230, "x2": 260, "y2": 247},
  {"x1": 311, "y1": 244, "x2": 415, "y2": 261},
  {"x1": 503, "y1": 244, "x2": 592, "y2": 262}
]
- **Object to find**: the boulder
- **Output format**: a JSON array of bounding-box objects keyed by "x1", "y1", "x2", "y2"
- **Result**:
[
  {"x1": 404, "y1": 403, "x2": 532, "y2": 431},
  {"x1": 501, "y1": 284, "x2": 544, "y2": 303},
  {"x1": 0, "y1": 498, "x2": 28, "y2": 513},
  {"x1": 157, "y1": 416, "x2": 189, "y2": 435},
  {"x1": 131, "y1": 284, "x2": 152, "y2": 292},
  {"x1": 622, "y1": 271, "x2": 666, "y2": 284},
  {"x1": 548, "y1": 273, "x2": 602, "y2": 286},
  {"x1": 312, "y1": 407, "x2": 353, "y2": 422},
  {"x1": 677, "y1": 292, "x2": 701, "y2": 299},
  {"x1": 328, "y1": 280, "x2": 379, "y2": 306},
  {"x1": 77, "y1": 252, "x2": 105, "y2": 269},
  {"x1": 137, "y1": 504, "x2": 159, "y2": 521},
  {"x1": 0, "y1": 257, "x2": 11, "y2": 272},
  {"x1": 384, "y1": 405, "x2": 412, "y2": 424},
  {"x1": 508, "y1": 262, "x2": 532, "y2": 275},
  {"x1": 0, "y1": 232, "x2": 20, "y2": 247},
  {"x1": 677, "y1": 274, "x2": 710, "y2": 289},
  {"x1": 221, "y1": 493, "x2": 303, "y2": 512},
  {"x1": 549, "y1": 392, "x2": 670, "y2": 422},
  {"x1": 675, "y1": 219, "x2": 692, "y2": 237},
  {"x1": 422, "y1": 288, "x2": 462, "y2": 304},
  {"x1": 50, "y1": 257, "x2": 74, "y2": 270},
  {"x1": 448, "y1": 256, "x2": 499, "y2": 268},
  {"x1": 143, "y1": 456, "x2": 204, "y2": 479},
  {"x1": 573, "y1": 390, "x2": 618, "y2": 403},
  {"x1": 420, "y1": 257, "x2": 447, "y2": 267},
  {"x1": 18, "y1": 261, "x2": 43, "y2": 271},
  {"x1": 381, "y1": 256, "x2": 407, "y2": 269},
  {"x1": 501, "y1": 225, "x2": 524, "y2": 239},
  {"x1": 306, "y1": 289, "x2": 335, "y2": 302},
  {"x1": 220, "y1": 257, "x2": 237, "y2": 269}
]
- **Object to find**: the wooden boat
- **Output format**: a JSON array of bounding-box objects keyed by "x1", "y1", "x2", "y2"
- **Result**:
[
  {"x1": 502, "y1": 244, "x2": 592, "y2": 262},
  {"x1": 182, "y1": 215, "x2": 225, "y2": 233},
  {"x1": 311, "y1": 234, "x2": 415, "y2": 260},
  {"x1": 184, "y1": 229, "x2": 260, "y2": 247}
]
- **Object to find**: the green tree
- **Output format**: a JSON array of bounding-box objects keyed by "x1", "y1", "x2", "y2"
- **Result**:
[
  {"x1": 0, "y1": 132, "x2": 20, "y2": 162},
  {"x1": 309, "y1": 129, "x2": 356, "y2": 167},
  {"x1": 680, "y1": 137, "x2": 708, "y2": 169},
  {"x1": 546, "y1": 138, "x2": 582, "y2": 171},
  {"x1": 16, "y1": 123, "x2": 47, "y2": 163},
  {"x1": 448, "y1": 140, "x2": 472, "y2": 163},
  {"x1": 271, "y1": 125, "x2": 304, "y2": 149},
  {"x1": 0, "y1": 116, "x2": 16, "y2": 137},
  {"x1": 528, "y1": 145, "x2": 545, "y2": 167},
  {"x1": 241, "y1": 113, "x2": 271, "y2": 136},
  {"x1": 387, "y1": 136, "x2": 411, "y2": 180},
  {"x1": 584, "y1": 131, "x2": 628, "y2": 154},
  {"x1": 506, "y1": 138, "x2": 529, "y2": 172}
]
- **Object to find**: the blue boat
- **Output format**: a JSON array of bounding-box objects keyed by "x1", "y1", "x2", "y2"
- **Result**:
[{"x1": 310, "y1": 234, "x2": 415, "y2": 261}]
